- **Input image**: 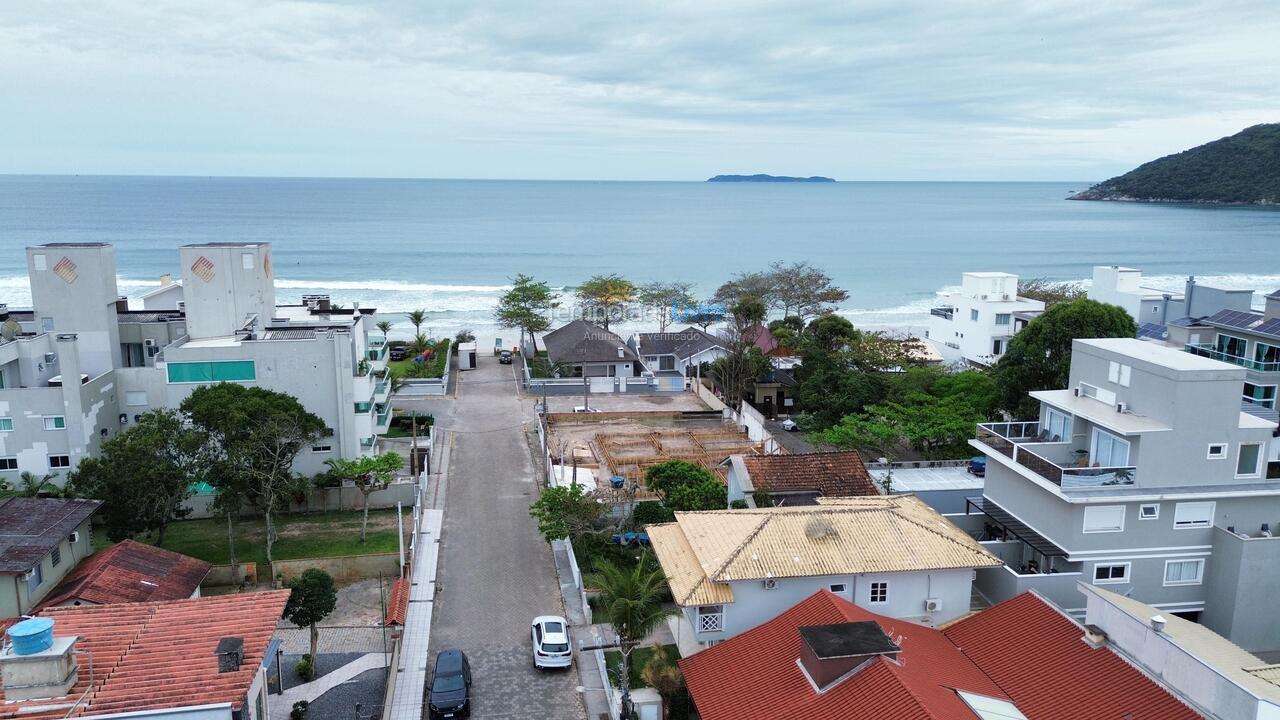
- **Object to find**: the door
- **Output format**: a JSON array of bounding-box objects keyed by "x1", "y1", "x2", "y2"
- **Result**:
[{"x1": 1090, "y1": 428, "x2": 1130, "y2": 467}]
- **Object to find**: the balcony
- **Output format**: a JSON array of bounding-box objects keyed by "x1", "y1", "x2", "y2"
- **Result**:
[
  {"x1": 930, "y1": 307, "x2": 954, "y2": 321},
  {"x1": 976, "y1": 422, "x2": 1137, "y2": 490},
  {"x1": 367, "y1": 343, "x2": 389, "y2": 362},
  {"x1": 374, "y1": 403, "x2": 391, "y2": 433},
  {"x1": 1185, "y1": 343, "x2": 1280, "y2": 373},
  {"x1": 374, "y1": 369, "x2": 391, "y2": 400}
]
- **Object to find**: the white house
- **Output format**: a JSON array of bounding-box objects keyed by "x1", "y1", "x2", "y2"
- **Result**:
[
  {"x1": 647, "y1": 495, "x2": 1001, "y2": 647},
  {"x1": 927, "y1": 272, "x2": 1045, "y2": 367},
  {"x1": 629, "y1": 327, "x2": 726, "y2": 378}
]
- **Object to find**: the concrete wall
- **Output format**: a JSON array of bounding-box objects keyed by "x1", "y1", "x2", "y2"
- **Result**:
[
  {"x1": 26, "y1": 244, "x2": 121, "y2": 377},
  {"x1": 0, "y1": 518, "x2": 94, "y2": 616},
  {"x1": 271, "y1": 552, "x2": 400, "y2": 585},
  {"x1": 1202, "y1": 527, "x2": 1280, "y2": 651},
  {"x1": 926, "y1": 273, "x2": 1043, "y2": 366},
  {"x1": 179, "y1": 244, "x2": 275, "y2": 340},
  {"x1": 182, "y1": 481, "x2": 417, "y2": 519}
]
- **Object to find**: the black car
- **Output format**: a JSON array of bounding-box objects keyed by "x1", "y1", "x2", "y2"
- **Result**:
[
  {"x1": 389, "y1": 346, "x2": 407, "y2": 361},
  {"x1": 429, "y1": 649, "x2": 471, "y2": 718},
  {"x1": 499, "y1": 350, "x2": 513, "y2": 364}
]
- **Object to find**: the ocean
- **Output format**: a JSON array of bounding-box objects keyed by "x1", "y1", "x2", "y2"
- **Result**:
[{"x1": 3, "y1": 175, "x2": 1280, "y2": 341}]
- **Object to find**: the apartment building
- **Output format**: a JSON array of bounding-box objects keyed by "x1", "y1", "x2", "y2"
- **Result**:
[
  {"x1": 1088, "y1": 266, "x2": 1253, "y2": 343},
  {"x1": 0, "y1": 242, "x2": 391, "y2": 482},
  {"x1": 962, "y1": 337, "x2": 1280, "y2": 651},
  {"x1": 927, "y1": 272, "x2": 1045, "y2": 366},
  {"x1": 1176, "y1": 293, "x2": 1280, "y2": 422}
]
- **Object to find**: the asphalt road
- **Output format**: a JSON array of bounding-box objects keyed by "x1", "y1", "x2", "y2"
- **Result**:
[{"x1": 426, "y1": 356, "x2": 583, "y2": 720}]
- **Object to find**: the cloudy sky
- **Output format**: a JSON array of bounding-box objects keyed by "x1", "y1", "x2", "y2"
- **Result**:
[{"x1": 2, "y1": 1, "x2": 1277, "y2": 181}]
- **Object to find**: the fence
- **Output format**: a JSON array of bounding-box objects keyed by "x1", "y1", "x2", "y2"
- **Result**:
[
  {"x1": 183, "y1": 480, "x2": 418, "y2": 519},
  {"x1": 271, "y1": 552, "x2": 401, "y2": 585},
  {"x1": 396, "y1": 354, "x2": 453, "y2": 396},
  {"x1": 202, "y1": 562, "x2": 257, "y2": 588}
]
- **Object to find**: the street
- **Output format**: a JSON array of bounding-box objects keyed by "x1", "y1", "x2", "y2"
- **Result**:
[{"x1": 415, "y1": 354, "x2": 584, "y2": 720}]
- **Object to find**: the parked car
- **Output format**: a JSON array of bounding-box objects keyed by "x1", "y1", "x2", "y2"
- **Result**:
[
  {"x1": 967, "y1": 456, "x2": 986, "y2": 477},
  {"x1": 780, "y1": 418, "x2": 799, "y2": 431},
  {"x1": 531, "y1": 615, "x2": 573, "y2": 669},
  {"x1": 429, "y1": 649, "x2": 471, "y2": 718},
  {"x1": 499, "y1": 350, "x2": 513, "y2": 364},
  {"x1": 389, "y1": 346, "x2": 407, "y2": 361},
  {"x1": 572, "y1": 406, "x2": 601, "y2": 413}
]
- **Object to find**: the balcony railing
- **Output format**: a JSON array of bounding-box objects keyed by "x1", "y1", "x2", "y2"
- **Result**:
[
  {"x1": 375, "y1": 404, "x2": 391, "y2": 428},
  {"x1": 374, "y1": 369, "x2": 390, "y2": 397},
  {"x1": 930, "y1": 307, "x2": 955, "y2": 320},
  {"x1": 367, "y1": 344, "x2": 389, "y2": 362},
  {"x1": 1185, "y1": 343, "x2": 1280, "y2": 373},
  {"x1": 977, "y1": 422, "x2": 1137, "y2": 490}
]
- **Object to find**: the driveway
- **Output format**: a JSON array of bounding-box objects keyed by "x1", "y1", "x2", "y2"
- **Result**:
[{"x1": 427, "y1": 356, "x2": 583, "y2": 720}]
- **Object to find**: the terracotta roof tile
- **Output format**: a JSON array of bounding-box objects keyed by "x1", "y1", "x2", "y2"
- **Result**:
[
  {"x1": 385, "y1": 577, "x2": 410, "y2": 626},
  {"x1": 37, "y1": 540, "x2": 211, "y2": 609},
  {"x1": 0, "y1": 591, "x2": 290, "y2": 720},
  {"x1": 741, "y1": 451, "x2": 879, "y2": 497},
  {"x1": 943, "y1": 592, "x2": 1201, "y2": 720}
]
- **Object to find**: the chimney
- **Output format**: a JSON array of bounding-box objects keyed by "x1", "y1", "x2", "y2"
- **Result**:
[
  {"x1": 1082, "y1": 624, "x2": 1108, "y2": 649},
  {"x1": 1, "y1": 619, "x2": 79, "y2": 702},
  {"x1": 797, "y1": 622, "x2": 900, "y2": 692},
  {"x1": 214, "y1": 636, "x2": 245, "y2": 673},
  {"x1": 159, "y1": 273, "x2": 172, "y2": 287},
  {"x1": 1150, "y1": 615, "x2": 1167, "y2": 633}
]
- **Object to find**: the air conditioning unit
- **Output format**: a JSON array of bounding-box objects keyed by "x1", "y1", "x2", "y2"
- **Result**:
[
  {"x1": 1116, "y1": 402, "x2": 1128, "y2": 413},
  {"x1": 762, "y1": 579, "x2": 779, "y2": 590},
  {"x1": 924, "y1": 598, "x2": 941, "y2": 613},
  {"x1": 144, "y1": 338, "x2": 156, "y2": 347},
  {"x1": 68, "y1": 531, "x2": 80, "y2": 544},
  {"x1": 44, "y1": 352, "x2": 57, "y2": 364}
]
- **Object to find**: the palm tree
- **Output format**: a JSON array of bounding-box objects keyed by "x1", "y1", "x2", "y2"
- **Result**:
[
  {"x1": 409, "y1": 333, "x2": 429, "y2": 356},
  {"x1": 406, "y1": 309, "x2": 427, "y2": 337},
  {"x1": 587, "y1": 555, "x2": 677, "y2": 719},
  {"x1": 16, "y1": 471, "x2": 59, "y2": 497},
  {"x1": 375, "y1": 319, "x2": 393, "y2": 338}
]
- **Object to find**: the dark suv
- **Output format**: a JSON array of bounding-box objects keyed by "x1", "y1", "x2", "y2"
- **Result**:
[
  {"x1": 389, "y1": 346, "x2": 407, "y2": 361},
  {"x1": 429, "y1": 648, "x2": 471, "y2": 718},
  {"x1": 499, "y1": 350, "x2": 513, "y2": 364}
]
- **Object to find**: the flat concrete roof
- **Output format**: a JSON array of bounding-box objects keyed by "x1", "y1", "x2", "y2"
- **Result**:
[
  {"x1": 873, "y1": 465, "x2": 982, "y2": 492},
  {"x1": 1031, "y1": 389, "x2": 1172, "y2": 434},
  {"x1": 1076, "y1": 337, "x2": 1241, "y2": 373}
]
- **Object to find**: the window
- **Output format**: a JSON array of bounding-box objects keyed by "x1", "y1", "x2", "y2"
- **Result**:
[
  {"x1": 125, "y1": 391, "x2": 148, "y2": 407},
  {"x1": 166, "y1": 360, "x2": 256, "y2": 383},
  {"x1": 1164, "y1": 559, "x2": 1204, "y2": 586},
  {"x1": 311, "y1": 444, "x2": 333, "y2": 453},
  {"x1": 1216, "y1": 334, "x2": 1248, "y2": 359},
  {"x1": 1243, "y1": 383, "x2": 1277, "y2": 409},
  {"x1": 697, "y1": 605, "x2": 724, "y2": 633},
  {"x1": 1152, "y1": 305, "x2": 1160, "y2": 314},
  {"x1": 44, "y1": 416, "x2": 66, "y2": 430},
  {"x1": 991, "y1": 339, "x2": 1003, "y2": 356},
  {"x1": 970, "y1": 309, "x2": 979, "y2": 322},
  {"x1": 1090, "y1": 428, "x2": 1130, "y2": 467},
  {"x1": 51, "y1": 546, "x2": 61, "y2": 567},
  {"x1": 1237, "y1": 443, "x2": 1263, "y2": 477},
  {"x1": 1139, "y1": 503, "x2": 1159, "y2": 520},
  {"x1": 1256, "y1": 343, "x2": 1280, "y2": 370},
  {"x1": 1044, "y1": 409, "x2": 1072, "y2": 442},
  {"x1": 49, "y1": 455, "x2": 71, "y2": 469},
  {"x1": 1093, "y1": 563, "x2": 1129, "y2": 584},
  {"x1": 1207, "y1": 443, "x2": 1228, "y2": 460},
  {"x1": 1107, "y1": 361, "x2": 1131, "y2": 387},
  {"x1": 241, "y1": 253, "x2": 255, "y2": 270},
  {"x1": 42, "y1": 317, "x2": 54, "y2": 332},
  {"x1": 0, "y1": 457, "x2": 16, "y2": 471},
  {"x1": 27, "y1": 564, "x2": 42, "y2": 593},
  {"x1": 956, "y1": 690, "x2": 1031, "y2": 720},
  {"x1": 994, "y1": 313, "x2": 1011, "y2": 326},
  {"x1": 869, "y1": 582, "x2": 888, "y2": 603},
  {"x1": 1083, "y1": 505, "x2": 1125, "y2": 533},
  {"x1": 828, "y1": 583, "x2": 847, "y2": 594},
  {"x1": 1173, "y1": 502, "x2": 1215, "y2": 529},
  {"x1": 33, "y1": 254, "x2": 47, "y2": 271},
  {"x1": 0, "y1": 418, "x2": 12, "y2": 432}
]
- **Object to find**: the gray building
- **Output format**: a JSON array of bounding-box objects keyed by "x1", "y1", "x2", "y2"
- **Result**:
[
  {"x1": 962, "y1": 338, "x2": 1280, "y2": 652},
  {"x1": 1178, "y1": 295, "x2": 1280, "y2": 426},
  {"x1": 0, "y1": 242, "x2": 392, "y2": 483}
]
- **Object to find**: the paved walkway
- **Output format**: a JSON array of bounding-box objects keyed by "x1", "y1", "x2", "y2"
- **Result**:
[{"x1": 268, "y1": 653, "x2": 386, "y2": 717}]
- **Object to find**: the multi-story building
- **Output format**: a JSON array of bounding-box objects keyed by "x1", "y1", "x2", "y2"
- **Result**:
[
  {"x1": 1089, "y1": 266, "x2": 1253, "y2": 342},
  {"x1": 1177, "y1": 294, "x2": 1280, "y2": 421},
  {"x1": 0, "y1": 242, "x2": 391, "y2": 482},
  {"x1": 927, "y1": 272, "x2": 1045, "y2": 366},
  {"x1": 963, "y1": 338, "x2": 1280, "y2": 651}
]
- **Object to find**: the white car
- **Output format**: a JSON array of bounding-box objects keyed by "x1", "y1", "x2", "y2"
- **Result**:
[
  {"x1": 531, "y1": 615, "x2": 573, "y2": 669},
  {"x1": 780, "y1": 418, "x2": 799, "y2": 431}
]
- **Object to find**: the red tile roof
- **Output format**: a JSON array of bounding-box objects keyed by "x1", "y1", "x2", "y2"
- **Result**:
[
  {"x1": 943, "y1": 592, "x2": 1201, "y2": 720},
  {"x1": 37, "y1": 540, "x2": 211, "y2": 609},
  {"x1": 0, "y1": 591, "x2": 289, "y2": 719},
  {"x1": 385, "y1": 576, "x2": 410, "y2": 626},
  {"x1": 742, "y1": 451, "x2": 879, "y2": 498},
  {"x1": 680, "y1": 590, "x2": 1011, "y2": 720}
]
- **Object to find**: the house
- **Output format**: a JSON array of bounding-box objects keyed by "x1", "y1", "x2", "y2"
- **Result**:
[
  {"x1": 745, "y1": 362, "x2": 799, "y2": 418},
  {"x1": 680, "y1": 588, "x2": 1198, "y2": 720},
  {"x1": 0, "y1": 242, "x2": 392, "y2": 481},
  {"x1": 647, "y1": 495, "x2": 1001, "y2": 645},
  {"x1": 722, "y1": 451, "x2": 881, "y2": 506},
  {"x1": 1081, "y1": 583, "x2": 1280, "y2": 720},
  {"x1": 1089, "y1": 265, "x2": 1252, "y2": 328},
  {"x1": 36, "y1": 539, "x2": 210, "y2": 609},
  {"x1": 0, "y1": 498, "x2": 101, "y2": 617},
  {"x1": 542, "y1": 319, "x2": 643, "y2": 377},
  {"x1": 964, "y1": 337, "x2": 1280, "y2": 650},
  {"x1": 926, "y1": 272, "x2": 1045, "y2": 366},
  {"x1": 629, "y1": 327, "x2": 725, "y2": 378},
  {"x1": 0, "y1": 590, "x2": 289, "y2": 719}
]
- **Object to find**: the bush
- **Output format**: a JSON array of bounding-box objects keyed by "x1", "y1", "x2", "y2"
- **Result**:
[
  {"x1": 630, "y1": 501, "x2": 676, "y2": 528},
  {"x1": 390, "y1": 413, "x2": 433, "y2": 431},
  {"x1": 454, "y1": 329, "x2": 476, "y2": 348},
  {"x1": 290, "y1": 701, "x2": 309, "y2": 720},
  {"x1": 752, "y1": 489, "x2": 775, "y2": 507},
  {"x1": 294, "y1": 655, "x2": 315, "y2": 681},
  {"x1": 729, "y1": 499, "x2": 748, "y2": 509}
]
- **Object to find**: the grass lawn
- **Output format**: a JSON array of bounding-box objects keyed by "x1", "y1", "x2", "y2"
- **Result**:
[
  {"x1": 388, "y1": 339, "x2": 451, "y2": 379},
  {"x1": 97, "y1": 508, "x2": 410, "y2": 569},
  {"x1": 604, "y1": 644, "x2": 680, "y2": 689}
]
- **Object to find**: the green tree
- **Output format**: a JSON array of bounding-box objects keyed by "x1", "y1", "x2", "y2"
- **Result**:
[
  {"x1": 683, "y1": 303, "x2": 726, "y2": 332},
  {"x1": 4, "y1": 471, "x2": 60, "y2": 498},
  {"x1": 768, "y1": 260, "x2": 848, "y2": 319},
  {"x1": 529, "y1": 483, "x2": 605, "y2": 543},
  {"x1": 405, "y1": 309, "x2": 428, "y2": 336},
  {"x1": 638, "y1": 281, "x2": 696, "y2": 332},
  {"x1": 576, "y1": 274, "x2": 637, "y2": 331},
  {"x1": 323, "y1": 453, "x2": 404, "y2": 542},
  {"x1": 66, "y1": 409, "x2": 204, "y2": 545},
  {"x1": 182, "y1": 384, "x2": 326, "y2": 566},
  {"x1": 639, "y1": 642, "x2": 685, "y2": 720},
  {"x1": 793, "y1": 315, "x2": 906, "y2": 429},
  {"x1": 283, "y1": 568, "x2": 338, "y2": 676},
  {"x1": 709, "y1": 296, "x2": 770, "y2": 409},
  {"x1": 644, "y1": 460, "x2": 726, "y2": 511},
  {"x1": 375, "y1": 319, "x2": 393, "y2": 337},
  {"x1": 711, "y1": 271, "x2": 776, "y2": 308},
  {"x1": 1017, "y1": 278, "x2": 1085, "y2": 307},
  {"x1": 494, "y1": 273, "x2": 560, "y2": 346},
  {"x1": 992, "y1": 298, "x2": 1137, "y2": 417},
  {"x1": 587, "y1": 555, "x2": 678, "y2": 719}
]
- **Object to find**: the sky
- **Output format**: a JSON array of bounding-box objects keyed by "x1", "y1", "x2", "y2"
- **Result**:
[{"x1": 1, "y1": 1, "x2": 1277, "y2": 181}]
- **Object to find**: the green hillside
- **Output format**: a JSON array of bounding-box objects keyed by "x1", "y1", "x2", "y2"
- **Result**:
[{"x1": 1071, "y1": 124, "x2": 1280, "y2": 205}]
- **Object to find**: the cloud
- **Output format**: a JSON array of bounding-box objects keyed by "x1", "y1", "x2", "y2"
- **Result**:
[{"x1": 0, "y1": 0, "x2": 1277, "y2": 179}]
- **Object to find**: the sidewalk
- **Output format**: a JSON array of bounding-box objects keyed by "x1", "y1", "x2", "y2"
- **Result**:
[
  {"x1": 553, "y1": 539, "x2": 614, "y2": 720},
  {"x1": 268, "y1": 653, "x2": 385, "y2": 717}
]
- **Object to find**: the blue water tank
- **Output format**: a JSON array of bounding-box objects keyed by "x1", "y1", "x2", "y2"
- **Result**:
[{"x1": 7, "y1": 617, "x2": 55, "y2": 655}]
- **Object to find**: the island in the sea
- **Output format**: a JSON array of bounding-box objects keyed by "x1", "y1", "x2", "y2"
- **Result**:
[
  {"x1": 1070, "y1": 123, "x2": 1280, "y2": 205},
  {"x1": 707, "y1": 174, "x2": 836, "y2": 183}
]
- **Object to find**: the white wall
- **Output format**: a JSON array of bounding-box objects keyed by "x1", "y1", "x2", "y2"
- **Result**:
[{"x1": 927, "y1": 272, "x2": 1044, "y2": 367}]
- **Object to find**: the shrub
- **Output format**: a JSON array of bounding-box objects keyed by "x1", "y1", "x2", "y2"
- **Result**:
[
  {"x1": 454, "y1": 329, "x2": 476, "y2": 348},
  {"x1": 752, "y1": 489, "x2": 775, "y2": 507},
  {"x1": 631, "y1": 501, "x2": 676, "y2": 528},
  {"x1": 294, "y1": 655, "x2": 315, "y2": 681},
  {"x1": 729, "y1": 499, "x2": 748, "y2": 509},
  {"x1": 290, "y1": 701, "x2": 309, "y2": 720}
]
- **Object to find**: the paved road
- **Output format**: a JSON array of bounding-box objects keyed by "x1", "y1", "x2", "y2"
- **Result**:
[{"x1": 426, "y1": 356, "x2": 583, "y2": 720}]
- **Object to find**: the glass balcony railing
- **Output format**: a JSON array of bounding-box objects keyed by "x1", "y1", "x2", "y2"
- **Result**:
[
  {"x1": 1185, "y1": 343, "x2": 1280, "y2": 372},
  {"x1": 375, "y1": 405, "x2": 391, "y2": 428},
  {"x1": 367, "y1": 344, "x2": 389, "y2": 362},
  {"x1": 976, "y1": 422, "x2": 1137, "y2": 490}
]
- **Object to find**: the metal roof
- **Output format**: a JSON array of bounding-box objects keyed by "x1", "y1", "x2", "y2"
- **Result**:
[{"x1": 966, "y1": 496, "x2": 1068, "y2": 558}]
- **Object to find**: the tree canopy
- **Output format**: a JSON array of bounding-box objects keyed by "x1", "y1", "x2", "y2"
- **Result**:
[
  {"x1": 768, "y1": 260, "x2": 848, "y2": 318},
  {"x1": 576, "y1": 274, "x2": 636, "y2": 330},
  {"x1": 324, "y1": 452, "x2": 404, "y2": 541},
  {"x1": 709, "y1": 297, "x2": 770, "y2": 409},
  {"x1": 283, "y1": 568, "x2": 338, "y2": 674},
  {"x1": 529, "y1": 482, "x2": 605, "y2": 543},
  {"x1": 494, "y1": 273, "x2": 560, "y2": 343},
  {"x1": 644, "y1": 460, "x2": 726, "y2": 511},
  {"x1": 992, "y1": 298, "x2": 1137, "y2": 417},
  {"x1": 793, "y1": 315, "x2": 907, "y2": 429},
  {"x1": 1017, "y1": 278, "x2": 1085, "y2": 307},
  {"x1": 638, "y1": 281, "x2": 696, "y2": 332}
]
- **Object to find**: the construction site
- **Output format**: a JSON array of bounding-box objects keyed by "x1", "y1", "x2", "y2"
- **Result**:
[{"x1": 544, "y1": 411, "x2": 769, "y2": 502}]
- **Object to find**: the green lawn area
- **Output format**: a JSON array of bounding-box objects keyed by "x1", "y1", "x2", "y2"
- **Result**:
[
  {"x1": 97, "y1": 508, "x2": 409, "y2": 568},
  {"x1": 526, "y1": 350, "x2": 557, "y2": 379},
  {"x1": 388, "y1": 339, "x2": 451, "y2": 379},
  {"x1": 604, "y1": 644, "x2": 680, "y2": 689}
]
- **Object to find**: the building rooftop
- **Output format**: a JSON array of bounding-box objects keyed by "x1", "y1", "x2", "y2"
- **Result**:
[
  {"x1": 1077, "y1": 337, "x2": 1243, "y2": 373},
  {"x1": 739, "y1": 451, "x2": 880, "y2": 499},
  {"x1": 0, "y1": 591, "x2": 290, "y2": 719},
  {"x1": 1030, "y1": 389, "x2": 1173, "y2": 434},
  {"x1": 635, "y1": 327, "x2": 724, "y2": 360},
  {"x1": 648, "y1": 496, "x2": 1000, "y2": 607},
  {"x1": 37, "y1": 540, "x2": 210, "y2": 609},
  {"x1": 181, "y1": 242, "x2": 268, "y2": 248},
  {"x1": 35, "y1": 243, "x2": 110, "y2": 248},
  {"x1": 385, "y1": 577, "x2": 410, "y2": 626},
  {"x1": 543, "y1": 319, "x2": 641, "y2": 365},
  {"x1": 0, "y1": 498, "x2": 102, "y2": 574},
  {"x1": 873, "y1": 464, "x2": 983, "y2": 493}
]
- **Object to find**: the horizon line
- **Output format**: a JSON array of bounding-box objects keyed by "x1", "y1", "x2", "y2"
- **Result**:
[{"x1": 0, "y1": 172, "x2": 1100, "y2": 184}]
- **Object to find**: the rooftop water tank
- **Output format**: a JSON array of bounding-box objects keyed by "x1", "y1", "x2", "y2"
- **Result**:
[{"x1": 7, "y1": 618, "x2": 55, "y2": 655}]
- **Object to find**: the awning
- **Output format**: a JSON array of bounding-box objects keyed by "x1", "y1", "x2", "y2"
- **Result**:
[{"x1": 965, "y1": 496, "x2": 1068, "y2": 558}]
